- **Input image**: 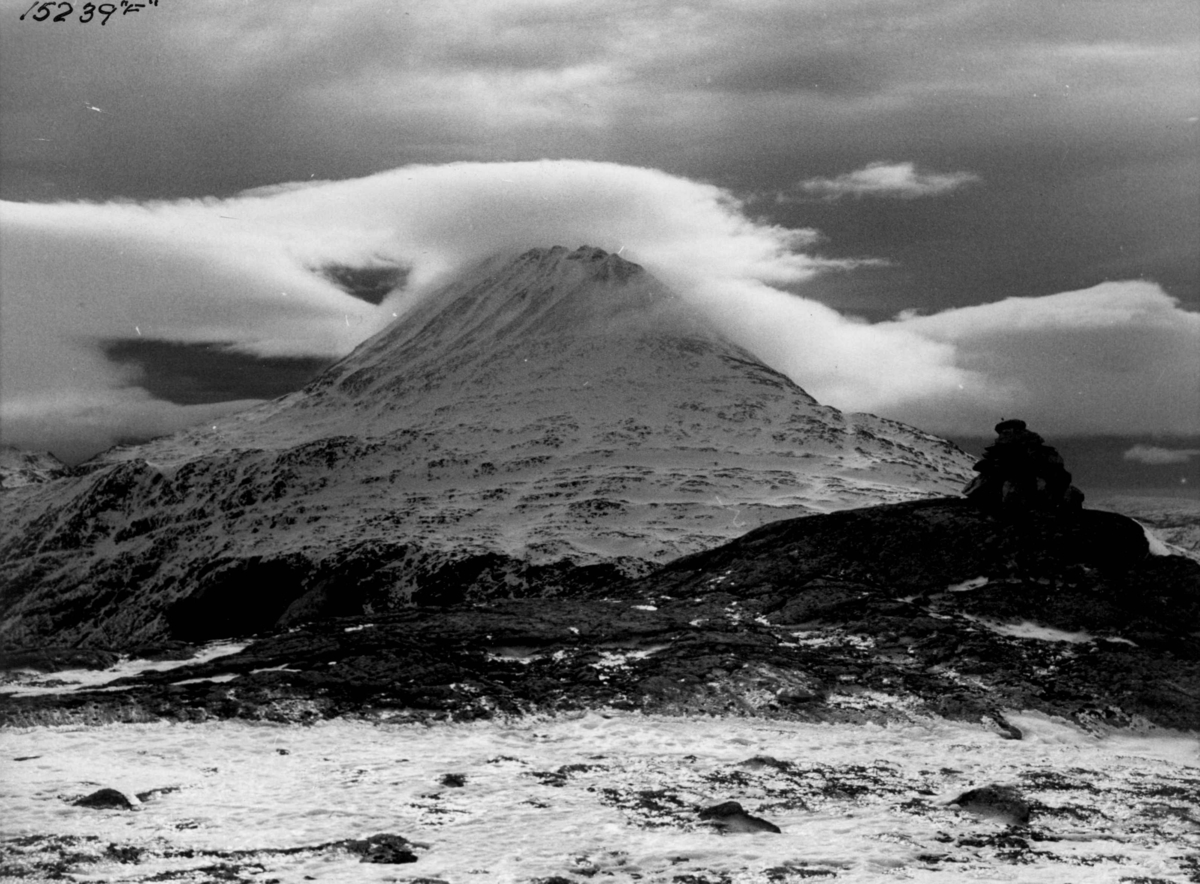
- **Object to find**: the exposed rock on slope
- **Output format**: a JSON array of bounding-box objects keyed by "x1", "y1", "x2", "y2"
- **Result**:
[{"x1": 0, "y1": 246, "x2": 972, "y2": 649}]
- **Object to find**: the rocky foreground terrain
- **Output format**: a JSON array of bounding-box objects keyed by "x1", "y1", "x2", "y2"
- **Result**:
[
  {"x1": 2, "y1": 495, "x2": 1200, "y2": 882},
  {"x1": 2, "y1": 246, "x2": 1198, "y2": 882},
  {"x1": 5, "y1": 497, "x2": 1197, "y2": 732}
]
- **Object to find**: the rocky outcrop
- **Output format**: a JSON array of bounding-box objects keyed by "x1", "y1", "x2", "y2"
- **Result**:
[{"x1": 6, "y1": 498, "x2": 1197, "y2": 732}]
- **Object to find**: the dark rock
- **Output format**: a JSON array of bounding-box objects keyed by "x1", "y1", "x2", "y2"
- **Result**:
[
  {"x1": 963, "y1": 420, "x2": 1083, "y2": 512},
  {"x1": 739, "y1": 756, "x2": 790, "y2": 772},
  {"x1": 104, "y1": 843, "x2": 143, "y2": 863},
  {"x1": 697, "y1": 800, "x2": 781, "y2": 833},
  {"x1": 439, "y1": 773, "x2": 466, "y2": 787},
  {"x1": 73, "y1": 788, "x2": 137, "y2": 810},
  {"x1": 342, "y1": 833, "x2": 419, "y2": 864},
  {"x1": 950, "y1": 785, "x2": 1032, "y2": 825}
]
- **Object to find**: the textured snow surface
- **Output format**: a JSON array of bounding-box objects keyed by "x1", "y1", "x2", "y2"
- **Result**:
[{"x1": 3, "y1": 712, "x2": 1198, "y2": 883}]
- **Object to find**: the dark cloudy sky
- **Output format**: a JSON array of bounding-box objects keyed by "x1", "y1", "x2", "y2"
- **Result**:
[{"x1": 1, "y1": 0, "x2": 1198, "y2": 490}]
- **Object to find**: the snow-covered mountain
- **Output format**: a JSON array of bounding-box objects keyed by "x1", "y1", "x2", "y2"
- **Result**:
[
  {"x1": 0, "y1": 446, "x2": 66, "y2": 489},
  {"x1": 0, "y1": 246, "x2": 973, "y2": 647}
]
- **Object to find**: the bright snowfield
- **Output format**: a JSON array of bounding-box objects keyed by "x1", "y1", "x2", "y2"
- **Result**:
[{"x1": 2, "y1": 711, "x2": 1198, "y2": 884}]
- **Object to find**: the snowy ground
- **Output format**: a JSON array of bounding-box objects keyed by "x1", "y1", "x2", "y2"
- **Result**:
[{"x1": 3, "y1": 711, "x2": 1198, "y2": 883}]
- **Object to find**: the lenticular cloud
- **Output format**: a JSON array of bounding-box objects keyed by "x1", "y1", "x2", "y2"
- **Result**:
[
  {"x1": 798, "y1": 161, "x2": 982, "y2": 200},
  {"x1": 2, "y1": 159, "x2": 1197, "y2": 461}
]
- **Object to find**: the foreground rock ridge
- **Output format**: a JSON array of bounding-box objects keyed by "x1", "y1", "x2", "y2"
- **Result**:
[
  {"x1": 3, "y1": 495, "x2": 1198, "y2": 732},
  {"x1": 0, "y1": 245, "x2": 972, "y2": 648}
]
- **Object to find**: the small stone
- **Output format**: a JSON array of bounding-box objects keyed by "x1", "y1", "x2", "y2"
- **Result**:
[
  {"x1": 73, "y1": 788, "x2": 139, "y2": 810},
  {"x1": 439, "y1": 772, "x2": 466, "y2": 787},
  {"x1": 950, "y1": 784, "x2": 1032, "y2": 825},
  {"x1": 739, "y1": 755, "x2": 789, "y2": 771},
  {"x1": 775, "y1": 685, "x2": 822, "y2": 705},
  {"x1": 698, "y1": 800, "x2": 781, "y2": 833},
  {"x1": 344, "y1": 833, "x2": 419, "y2": 864}
]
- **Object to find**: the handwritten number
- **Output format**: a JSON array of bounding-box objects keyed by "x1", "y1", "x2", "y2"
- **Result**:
[{"x1": 20, "y1": 0, "x2": 149, "y2": 23}]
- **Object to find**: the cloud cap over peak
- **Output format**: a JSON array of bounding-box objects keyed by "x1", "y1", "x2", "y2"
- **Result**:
[{"x1": 1, "y1": 160, "x2": 1196, "y2": 464}]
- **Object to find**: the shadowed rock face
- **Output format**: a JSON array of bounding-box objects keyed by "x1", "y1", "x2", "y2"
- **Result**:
[{"x1": 0, "y1": 246, "x2": 972, "y2": 649}]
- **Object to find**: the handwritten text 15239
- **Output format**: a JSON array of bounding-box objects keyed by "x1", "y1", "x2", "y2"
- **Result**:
[{"x1": 20, "y1": 1, "x2": 160, "y2": 26}]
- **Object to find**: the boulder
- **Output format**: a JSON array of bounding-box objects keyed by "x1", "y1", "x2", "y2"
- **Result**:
[
  {"x1": 950, "y1": 784, "x2": 1031, "y2": 826},
  {"x1": 697, "y1": 800, "x2": 781, "y2": 833},
  {"x1": 73, "y1": 788, "x2": 139, "y2": 810},
  {"x1": 343, "y1": 833, "x2": 419, "y2": 864}
]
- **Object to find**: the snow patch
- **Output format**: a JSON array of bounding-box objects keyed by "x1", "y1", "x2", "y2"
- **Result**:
[
  {"x1": 947, "y1": 576, "x2": 989, "y2": 592},
  {"x1": 968, "y1": 618, "x2": 1092, "y2": 644},
  {"x1": 0, "y1": 642, "x2": 250, "y2": 698},
  {"x1": 590, "y1": 646, "x2": 668, "y2": 669}
]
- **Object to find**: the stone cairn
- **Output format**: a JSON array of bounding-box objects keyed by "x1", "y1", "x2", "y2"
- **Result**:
[{"x1": 962, "y1": 419, "x2": 1084, "y2": 512}]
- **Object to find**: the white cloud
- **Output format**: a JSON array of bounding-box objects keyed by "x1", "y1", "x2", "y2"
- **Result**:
[
  {"x1": 2, "y1": 160, "x2": 1197, "y2": 462},
  {"x1": 1123, "y1": 445, "x2": 1200, "y2": 465},
  {"x1": 890, "y1": 281, "x2": 1200, "y2": 436},
  {"x1": 798, "y1": 162, "x2": 981, "y2": 199}
]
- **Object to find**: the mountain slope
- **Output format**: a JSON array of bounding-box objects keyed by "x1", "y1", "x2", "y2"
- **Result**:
[
  {"x1": 0, "y1": 246, "x2": 973, "y2": 648},
  {"x1": 0, "y1": 446, "x2": 66, "y2": 489}
]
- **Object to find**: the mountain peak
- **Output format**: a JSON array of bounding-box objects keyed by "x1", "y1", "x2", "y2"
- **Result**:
[{"x1": 517, "y1": 245, "x2": 643, "y2": 284}]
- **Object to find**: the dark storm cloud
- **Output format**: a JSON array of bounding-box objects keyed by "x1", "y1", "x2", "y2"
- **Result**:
[{"x1": 4, "y1": 1, "x2": 1194, "y2": 212}]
